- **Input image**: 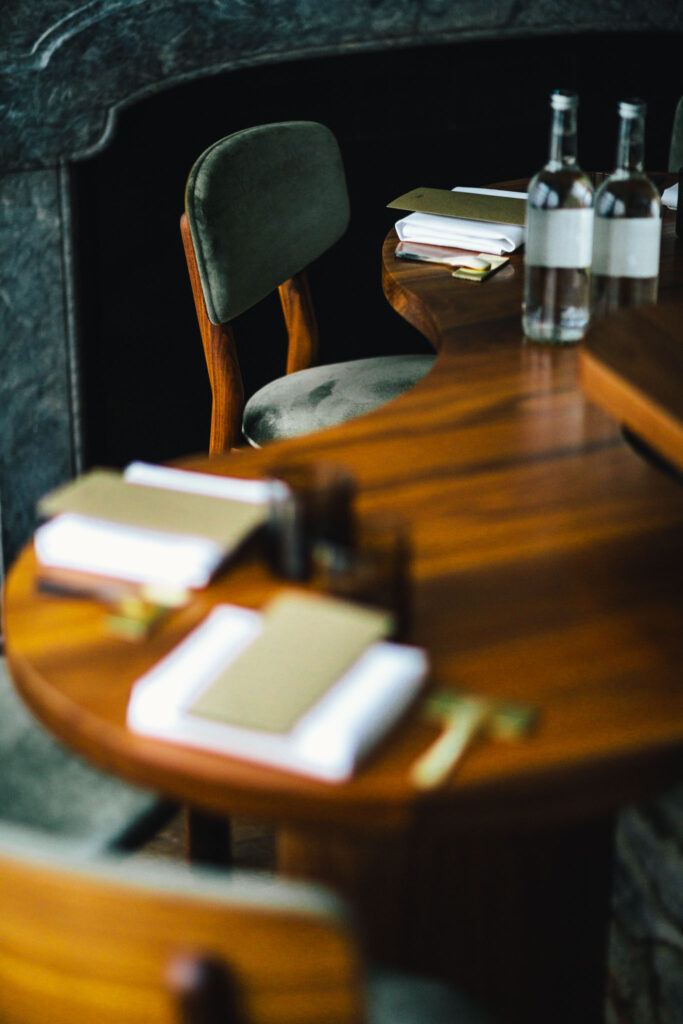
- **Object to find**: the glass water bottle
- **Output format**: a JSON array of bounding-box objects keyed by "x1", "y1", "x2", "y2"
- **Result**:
[
  {"x1": 523, "y1": 91, "x2": 594, "y2": 343},
  {"x1": 591, "y1": 100, "x2": 661, "y2": 318}
]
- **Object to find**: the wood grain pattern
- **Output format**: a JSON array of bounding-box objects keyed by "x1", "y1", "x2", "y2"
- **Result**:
[
  {"x1": 0, "y1": 844, "x2": 361, "y2": 1024},
  {"x1": 278, "y1": 815, "x2": 616, "y2": 1023},
  {"x1": 279, "y1": 271, "x2": 319, "y2": 375},
  {"x1": 580, "y1": 300, "x2": 683, "y2": 472}
]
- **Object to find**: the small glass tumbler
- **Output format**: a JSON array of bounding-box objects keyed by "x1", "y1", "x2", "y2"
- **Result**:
[
  {"x1": 265, "y1": 461, "x2": 356, "y2": 581},
  {"x1": 312, "y1": 513, "x2": 412, "y2": 640}
]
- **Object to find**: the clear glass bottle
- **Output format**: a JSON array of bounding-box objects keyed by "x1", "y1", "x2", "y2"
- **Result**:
[
  {"x1": 523, "y1": 90, "x2": 594, "y2": 343},
  {"x1": 591, "y1": 100, "x2": 661, "y2": 318}
]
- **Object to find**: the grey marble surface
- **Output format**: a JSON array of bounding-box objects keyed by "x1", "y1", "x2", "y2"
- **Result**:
[
  {"x1": 0, "y1": 167, "x2": 78, "y2": 568},
  {"x1": 2, "y1": 0, "x2": 682, "y2": 170},
  {"x1": 608, "y1": 787, "x2": 683, "y2": 1024}
]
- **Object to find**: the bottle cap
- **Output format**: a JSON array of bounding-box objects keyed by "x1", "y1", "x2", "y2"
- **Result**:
[
  {"x1": 619, "y1": 99, "x2": 646, "y2": 119},
  {"x1": 550, "y1": 90, "x2": 577, "y2": 111}
]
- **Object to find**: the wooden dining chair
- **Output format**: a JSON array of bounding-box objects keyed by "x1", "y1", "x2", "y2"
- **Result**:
[
  {"x1": 0, "y1": 656, "x2": 172, "y2": 853},
  {"x1": 181, "y1": 120, "x2": 434, "y2": 453},
  {"x1": 0, "y1": 821, "x2": 496, "y2": 1024}
]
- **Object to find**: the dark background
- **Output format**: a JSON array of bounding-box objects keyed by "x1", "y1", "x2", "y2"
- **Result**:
[{"x1": 72, "y1": 31, "x2": 680, "y2": 468}]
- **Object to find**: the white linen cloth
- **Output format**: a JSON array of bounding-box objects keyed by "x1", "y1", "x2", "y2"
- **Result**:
[
  {"x1": 127, "y1": 604, "x2": 429, "y2": 782},
  {"x1": 34, "y1": 462, "x2": 270, "y2": 589},
  {"x1": 34, "y1": 514, "x2": 225, "y2": 589},
  {"x1": 395, "y1": 186, "x2": 528, "y2": 255},
  {"x1": 662, "y1": 182, "x2": 678, "y2": 210}
]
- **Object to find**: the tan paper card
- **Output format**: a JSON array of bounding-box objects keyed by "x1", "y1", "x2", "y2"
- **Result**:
[
  {"x1": 189, "y1": 592, "x2": 394, "y2": 733},
  {"x1": 387, "y1": 187, "x2": 526, "y2": 226},
  {"x1": 38, "y1": 470, "x2": 266, "y2": 548}
]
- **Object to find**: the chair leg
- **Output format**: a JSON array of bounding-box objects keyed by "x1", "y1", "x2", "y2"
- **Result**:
[
  {"x1": 167, "y1": 953, "x2": 243, "y2": 1024},
  {"x1": 186, "y1": 807, "x2": 233, "y2": 867}
]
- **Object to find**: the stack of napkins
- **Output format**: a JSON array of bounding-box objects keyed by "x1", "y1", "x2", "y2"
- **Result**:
[
  {"x1": 393, "y1": 186, "x2": 527, "y2": 255},
  {"x1": 127, "y1": 592, "x2": 429, "y2": 781},
  {"x1": 34, "y1": 462, "x2": 270, "y2": 590}
]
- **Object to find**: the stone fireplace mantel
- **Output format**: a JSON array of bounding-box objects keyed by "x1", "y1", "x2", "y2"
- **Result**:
[{"x1": 1, "y1": 0, "x2": 681, "y2": 574}]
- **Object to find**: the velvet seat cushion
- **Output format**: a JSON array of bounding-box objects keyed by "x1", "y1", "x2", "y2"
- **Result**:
[
  {"x1": 367, "y1": 970, "x2": 498, "y2": 1024},
  {"x1": 243, "y1": 353, "x2": 435, "y2": 447},
  {"x1": 0, "y1": 659, "x2": 171, "y2": 853}
]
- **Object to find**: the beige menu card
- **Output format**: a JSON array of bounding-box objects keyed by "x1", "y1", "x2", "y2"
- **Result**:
[
  {"x1": 189, "y1": 592, "x2": 394, "y2": 733},
  {"x1": 38, "y1": 469, "x2": 266, "y2": 548},
  {"x1": 387, "y1": 187, "x2": 526, "y2": 226}
]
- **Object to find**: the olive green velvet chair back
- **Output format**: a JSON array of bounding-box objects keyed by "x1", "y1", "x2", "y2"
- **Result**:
[{"x1": 185, "y1": 121, "x2": 351, "y2": 326}]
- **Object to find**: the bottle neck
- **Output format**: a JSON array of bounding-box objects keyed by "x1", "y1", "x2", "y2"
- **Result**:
[
  {"x1": 615, "y1": 113, "x2": 645, "y2": 174},
  {"x1": 547, "y1": 105, "x2": 578, "y2": 169}
]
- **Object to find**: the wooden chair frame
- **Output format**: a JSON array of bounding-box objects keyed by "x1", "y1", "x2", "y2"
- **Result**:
[
  {"x1": 0, "y1": 832, "x2": 362, "y2": 1024},
  {"x1": 181, "y1": 213, "x2": 319, "y2": 454}
]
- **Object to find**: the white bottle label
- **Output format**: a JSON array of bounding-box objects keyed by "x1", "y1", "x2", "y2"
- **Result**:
[
  {"x1": 592, "y1": 217, "x2": 661, "y2": 278},
  {"x1": 526, "y1": 208, "x2": 593, "y2": 268}
]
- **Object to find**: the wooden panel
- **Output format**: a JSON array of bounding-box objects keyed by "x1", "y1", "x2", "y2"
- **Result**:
[
  {"x1": 279, "y1": 817, "x2": 615, "y2": 1024},
  {"x1": 580, "y1": 301, "x2": 683, "y2": 472}
]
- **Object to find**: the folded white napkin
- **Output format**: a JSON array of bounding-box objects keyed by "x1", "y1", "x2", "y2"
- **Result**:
[
  {"x1": 123, "y1": 461, "x2": 271, "y2": 504},
  {"x1": 35, "y1": 515, "x2": 224, "y2": 589},
  {"x1": 662, "y1": 183, "x2": 678, "y2": 210},
  {"x1": 127, "y1": 604, "x2": 428, "y2": 781},
  {"x1": 395, "y1": 186, "x2": 527, "y2": 255},
  {"x1": 34, "y1": 462, "x2": 270, "y2": 589}
]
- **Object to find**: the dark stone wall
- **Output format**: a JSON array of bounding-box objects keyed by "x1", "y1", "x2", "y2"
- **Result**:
[
  {"x1": 608, "y1": 786, "x2": 683, "y2": 1024},
  {"x1": 0, "y1": 166, "x2": 78, "y2": 580},
  {"x1": 3, "y1": 0, "x2": 683, "y2": 170}
]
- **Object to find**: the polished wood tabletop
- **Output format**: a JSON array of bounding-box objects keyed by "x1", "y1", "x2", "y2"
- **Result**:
[
  {"x1": 5, "y1": 184, "x2": 682, "y2": 832},
  {"x1": 4, "y1": 179, "x2": 683, "y2": 1023},
  {"x1": 581, "y1": 299, "x2": 683, "y2": 473}
]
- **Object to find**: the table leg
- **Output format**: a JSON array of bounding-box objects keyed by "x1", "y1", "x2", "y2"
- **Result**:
[
  {"x1": 278, "y1": 816, "x2": 615, "y2": 1024},
  {"x1": 278, "y1": 827, "x2": 415, "y2": 964}
]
